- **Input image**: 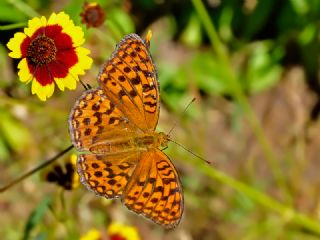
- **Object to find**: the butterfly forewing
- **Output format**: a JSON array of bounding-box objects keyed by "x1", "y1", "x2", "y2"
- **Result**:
[
  {"x1": 98, "y1": 34, "x2": 160, "y2": 131},
  {"x1": 69, "y1": 88, "x2": 137, "y2": 151}
]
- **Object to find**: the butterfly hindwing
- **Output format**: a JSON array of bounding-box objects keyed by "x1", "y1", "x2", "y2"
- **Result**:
[
  {"x1": 77, "y1": 152, "x2": 140, "y2": 198},
  {"x1": 122, "y1": 149, "x2": 183, "y2": 228}
]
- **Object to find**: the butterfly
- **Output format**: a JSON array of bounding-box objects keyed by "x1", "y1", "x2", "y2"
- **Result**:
[{"x1": 68, "y1": 33, "x2": 183, "y2": 228}]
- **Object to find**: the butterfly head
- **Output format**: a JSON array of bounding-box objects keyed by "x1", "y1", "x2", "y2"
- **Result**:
[{"x1": 158, "y1": 132, "x2": 170, "y2": 149}]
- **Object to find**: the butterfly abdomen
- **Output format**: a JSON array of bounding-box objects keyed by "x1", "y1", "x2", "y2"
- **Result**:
[
  {"x1": 134, "y1": 132, "x2": 169, "y2": 150},
  {"x1": 89, "y1": 138, "x2": 135, "y2": 154},
  {"x1": 88, "y1": 132, "x2": 168, "y2": 154}
]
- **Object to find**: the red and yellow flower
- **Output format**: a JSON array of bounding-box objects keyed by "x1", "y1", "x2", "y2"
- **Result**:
[
  {"x1": 80, "y1": 2, "x2": 105, "y2": 28},
  {"x1": 108, "y1": 223, "x2": 140, "y2": 240},
  {"x1": 7, "y1": 12, "x2": 92, "y2": 101},
  {"x1": 80, "y1": 223, "x2": 140, "y2": 240},
  {"x1": 79, "y1": 228, "x2": 101, "y2": 240}
]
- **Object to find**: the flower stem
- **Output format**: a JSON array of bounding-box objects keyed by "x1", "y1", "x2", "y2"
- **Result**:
[
  {"x1": 7, "y1": 0, "x2": 39, "y2": 18},
  {"x1": 0, "y1": 22, "x2": 26, "y2": 30},
  {"x1": 190, "y1": 0, "x2": 290, "y2": 202},
  {"x1": 191, "y1": 159, "x2": 320, "y2": 236},
  {"x1": 0, "y1": 145, "x2": 73, "y2": 193}
]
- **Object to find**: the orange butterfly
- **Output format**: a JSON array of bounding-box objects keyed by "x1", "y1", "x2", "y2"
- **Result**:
[{"x1": 68, "y1": 33, "x2": 183, "y2": 228}]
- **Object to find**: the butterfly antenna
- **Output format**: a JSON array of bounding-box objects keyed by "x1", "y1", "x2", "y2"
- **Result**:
[
  {"x1": 169, "y1": 139, "x2": 211, "y2": 165},
  {"x1": 167, "y1": 98, "x2": 196, "y2": 136},
  {"x1": 79, "y1": 79, "x2": 92, "y2": 90},
  {"x1": 0, "y1": 145, "x2": 74, "y2": 193}
]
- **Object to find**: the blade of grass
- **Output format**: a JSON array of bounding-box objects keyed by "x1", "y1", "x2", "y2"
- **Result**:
[
  {"x1": 0, "y1": 22, "x2": 26, "y2": 30},
  {"x1": 190, "y1": 158, "x2": 320, "y2": 236},
  {"x1": 190, "y1": 0, "x2": 290, "y2": 202},
  {"x1": 0, "y1": 145, "x2": 73, "y2": 192},
  {"x1": 23, "y1": 196, "x2": 52, "y2": 240},
  {"x1": 7, "y1": 0, "x2": 39, "y2": 18}
]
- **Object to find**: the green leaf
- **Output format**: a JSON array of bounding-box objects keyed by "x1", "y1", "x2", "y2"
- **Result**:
[
  {"x1": 244, "y1": 41, "x2": 284, "y2": 93},
  {"x1": 191, "y1": 52, "x2": 231, "y2": 95},
  {"x1": 4, "y1": 0, "x2": 39, "y2": 19},
  {"x1": 0, "y1": 135, "x2": 9, "y2": 161},
  {"x1": 23, "y1": 196, "x2": 52, "y2": 240},
  {"x1": 107, "y1": 7, "x2": 135, "y2": 36},
  {"x1": 218, "y1": 6, "x2": 233, "y2": 42},
  {"x1": 298, "y1": 23, "x2": 316, "y2": 45},
  {"x1": 0, "y1": 1, "x2": 27, "y2": 22},
  {"x1": 64, "y1": 0, "x2": 84, "y2": 25},
  {"x1": 180, "y1": 13, "x2": 202, "y2": 48},
  {"x1": 241, "y1": 0, "x2": 275, "y2": 39},
  {"x1": 33, "y1": 233, "x2": 47, "y2": 240},
  {"x1": 0, "y1": 110, "x2": 32, "y2": 153},
  {"x1": 290, "y1": 0, "x2": 309, "y2": 15},
  {"x1": 0, "y1": 43, "x2": 15, "y2": 89}
]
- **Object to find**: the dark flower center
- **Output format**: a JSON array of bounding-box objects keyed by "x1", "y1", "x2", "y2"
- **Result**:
[
  {"x1": 28, "y1": 35, "x2": 57, "y2": 65},
  {"x1": 80, "y1": 3, "x2": 105, "y2": 28},
  {"x1": 87, "y1": 10, "x2": 100, "y2": 24}
]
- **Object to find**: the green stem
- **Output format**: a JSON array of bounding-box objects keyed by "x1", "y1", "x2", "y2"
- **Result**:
[
  {"x1": 0, "y1": 22, "x2": 26, "y2": 30},
  {"x1": 190, "y1": 0, "x2": 289, "y2": 201},
  {"x1": 7, "y1": 0, "x2": 39, "y2": 18},
  {"x1": 192, "y1": 160, "x2": 320, "y2": 236},
  {"x1": 0, "y1": 145, "x2": 73, "y2": 193},
  {"x1": 105, "y1": 19, "x2": 124, "y2": 42}
]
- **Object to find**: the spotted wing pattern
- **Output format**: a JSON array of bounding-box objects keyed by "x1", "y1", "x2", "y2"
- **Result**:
[
  {"x1": 69, "y1": 33, "x2": 184, "y2": 229},
  {"x1": 69, "y1": 88, "x2": 137, "y2": 151},
  {"x1": 98, "y1": 34, "x2": 160, "y2": 131},
  {"x1": 77, "y1": 152, "x2": 140, "y2": 198},
  {"x1": 122, "y1": 149, "x2": 183, "y2": 228}
]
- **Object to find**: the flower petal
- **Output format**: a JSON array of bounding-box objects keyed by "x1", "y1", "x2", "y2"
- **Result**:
[
  {"x1": 33, "y1": 65, "x2": 54, "y2": 86},
  {"x1": 54, "y1": 47, "x2": 92, "y2": 91},
  {"x1": 47, "y1": 12, "x2": 57, "y2": 23},
  {"x1": 80, "y1": 229, "x2": 101, "y2": 240},
  {"x1": 17, "y1": 58, "x2": 33, "y2": 82},
  {"x1": 32, "y1": 79, "x2": 54, "y2": 101},
  {"x1": 52, "y1": 31, "x2": 73, "y2": 50},
  {"x1": 55, "y1": 72, "x2": 77, "y2": 91},
  {"x1": 55, "y1": 49, "x2": 78, "y2": 72},
  {"x1": 108, "y1": 223, "x2": 140, "y2": 240},
  {"x1": 48, "y1": 12, "x2": 85, "y2": 47},
  {"x1": 24, "y1": 16, "x2": 47, "y2": 37},
  {"x1": 48, "y1": 60, "x2": 70, "y2": 79},
  {"x1": 42, "y1": 25, "x2": 63, "y2": 39},
  {"x1": 70, "y1": 47, "x2": 92, "y2": 75},
  {"x1": 66, "y1": 25, "x2": 85, "y2": 47},
  {"x1": 69, "y1": 154, "x2": 80, "y2": 189},
  {"x1": 7, "y1": 32, "x2": 28, "y2": 58}
]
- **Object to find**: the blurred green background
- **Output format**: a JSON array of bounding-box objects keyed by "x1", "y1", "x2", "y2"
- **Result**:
[{"x1": 1, "y1": 0, "x2": 320, "y2": 239}]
